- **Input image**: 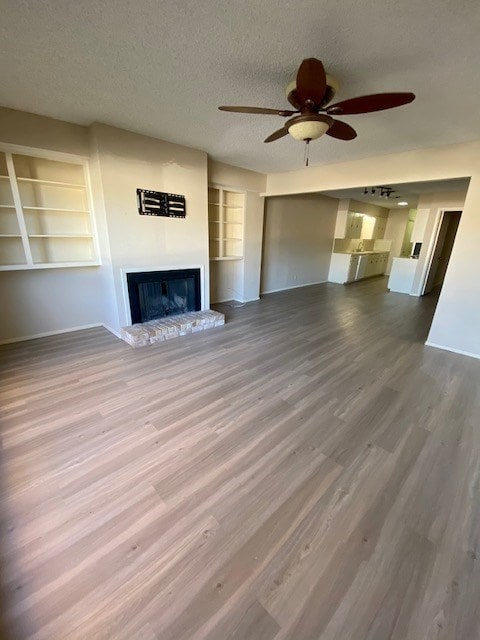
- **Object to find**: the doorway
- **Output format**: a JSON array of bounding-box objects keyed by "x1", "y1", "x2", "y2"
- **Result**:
[{"x1": 422, "y1": 210, "x2": 462, "y2": 295}]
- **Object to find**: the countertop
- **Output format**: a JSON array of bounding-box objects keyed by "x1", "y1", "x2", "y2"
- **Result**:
[{"x1": 334, "y1": 250, "x2": 390, "y2": 255}]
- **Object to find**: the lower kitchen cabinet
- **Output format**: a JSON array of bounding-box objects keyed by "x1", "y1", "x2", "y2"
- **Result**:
[{"x1": 328, "y1": 252, "x2": 389, "y2": 284}]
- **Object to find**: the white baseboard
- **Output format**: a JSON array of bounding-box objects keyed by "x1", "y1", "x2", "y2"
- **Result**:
[
  {"x1": 261, "y1": 280, "x2": 327, "y2": 295},
  {"x1": 211, "y1": 297, "x2": 241, "y2": 304},
  {"x1": 102, "y1": 324, "x2": 122, "y2": 339},
  {"x1": 425, "y1": 341, "x2": 480, "y2": 360},
  {"x1": 211, "y1": 297, "x2": 259, "y2": 304},
  {"x1": 0, "y1": 323, "x2": 104, "y2": 345}
]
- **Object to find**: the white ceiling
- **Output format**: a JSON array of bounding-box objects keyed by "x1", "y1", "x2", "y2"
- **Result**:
[
  {"x1": 322, "y1": 178, "x2": 471, "y2": 209},
  {"x1": 1, "y1": 0, "x2": 479, "y2": 173}
]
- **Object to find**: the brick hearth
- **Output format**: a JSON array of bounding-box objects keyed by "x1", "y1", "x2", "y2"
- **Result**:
[{"x1": 120, "y1": 309, "x2": 225, "y2": 347}]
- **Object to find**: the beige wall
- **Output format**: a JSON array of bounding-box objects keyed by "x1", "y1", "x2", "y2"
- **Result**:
[
  {"x1": 207, "y1": 160, "x2": 266, "y2": 302},
  {"x1": 265, "y1": 141, "x2": 479, "y2": 358},
  {"x1": 261, "y1": 194, "x2": 337, "y2": 294},
  {"x1": 91, "y1": 123, "x2": 210, "y2": 329},
  {"x1": 348, "y1": 199, "x2": 389, "y2": 218},
  {"x1": 0, "y1": 109, "x2": 212, "y2": 340},
  {"x1": 0, "y1": 108, "x2": 114, "y2": 341},
  {"x1": 384, "y1": 208, "x2": 410, "y2": 274},
  {"x1": 0, "y1": 107, "x2": 89, "y2": 156}
]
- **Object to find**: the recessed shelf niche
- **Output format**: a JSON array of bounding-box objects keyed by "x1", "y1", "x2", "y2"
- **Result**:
[
  {"x1": 0, "y1": 148, "x2": 99, "y2": 270},
  {"x1": 208, "y1": 185, "x2": 245, "y2": 260}
]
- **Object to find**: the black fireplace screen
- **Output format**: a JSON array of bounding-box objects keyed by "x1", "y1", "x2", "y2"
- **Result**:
[{"x1": 127, "y1": 269, "x2": 201, "y2": 324}]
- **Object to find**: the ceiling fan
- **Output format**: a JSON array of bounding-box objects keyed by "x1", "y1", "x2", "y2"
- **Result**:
[{"x1": 219, "y1": 58, "x2": 415, "y2": 163}]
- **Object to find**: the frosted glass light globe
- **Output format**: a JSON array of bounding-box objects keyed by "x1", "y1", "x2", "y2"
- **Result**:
[{"x1": 288, "y1": 120, "x2": 330, "y2": 141}]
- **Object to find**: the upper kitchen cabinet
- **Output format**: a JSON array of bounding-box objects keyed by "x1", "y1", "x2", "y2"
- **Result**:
[
  {"x1": 334, "y1": 199, "x2": 390, "y2": 240},
  {"x1": 345, "y1": 212, "x2": 363, "y2": 238},
  {"x1": 373, "y1": 217, "x2": 387, "y2": 239}
]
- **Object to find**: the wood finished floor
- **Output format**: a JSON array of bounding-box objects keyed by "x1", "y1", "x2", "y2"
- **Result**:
[{"x1": 1, "y1": 278, "x2": 480, "y2": 639}]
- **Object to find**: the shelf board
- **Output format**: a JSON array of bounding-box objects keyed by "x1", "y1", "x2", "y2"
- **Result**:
[
  {"x1": 222, "y1": 205, "x2": 243, "y2": 209},
  {"x1": 17, "y1": 177, "x2": 86, "y2": 189},
  {"x1": 0, "y1": 260, "x2": 101, "y2": 271},
  {"x1": 0, "y1": 175, "x2": 10, "y2": 180},
  {"x1": 28, "y1": 234, "x2": 93, "y2": 238},
  {"x1": 0, "y1": 234, "x2": 22, "y2": 238},
  {"x1": 23, "y1": 206, "x2": 90, "y2": 213},
  {"x1": 0, "y1": 204, "x2": 15, "y2": 209},
  {"x1": 224, "y1": 238, "x2": 242, "y2": 241},
  {"x1": 208, "y1": 202, "x2": 220, "y2": 205},
  {"x1": 209, "y1": 256, "x2": 243, "y2": 261},
  {"x1": 209, "y1": 220, "x2": 242, "y2": 224}
]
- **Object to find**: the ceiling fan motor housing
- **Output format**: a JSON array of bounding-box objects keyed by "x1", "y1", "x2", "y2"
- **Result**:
[
  {"x1": 286, "y1": 114, "x2": 333, "y2": 141},
  {"x1": 285, "y1": 73, "x2": 339, "y2": 109}
]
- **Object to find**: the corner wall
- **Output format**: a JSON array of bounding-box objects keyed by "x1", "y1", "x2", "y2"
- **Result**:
[
  {"x1": 207, "y1": 160, "x2": 266, "y2": 303},
  {"x1": 261, "y1": 194, "x2": 337, "y2": 294}
]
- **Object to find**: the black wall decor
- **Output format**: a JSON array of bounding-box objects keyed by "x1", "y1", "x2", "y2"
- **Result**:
[{"x1": 137, "y1": 189, "x2": 186, "y2": 218}]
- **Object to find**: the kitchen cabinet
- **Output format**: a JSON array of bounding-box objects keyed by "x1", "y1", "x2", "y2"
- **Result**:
[
  {"x1": 345, "y1": 212, "x2": 363, "y2": 238},
  {"x1": 373, "y1": 217, "x2": 387, "y2": 239},
  {"x1": 360, "y1": 216, "x2": 376, "y2": 240},
  {"x1": 328, "y1": 253, "x2": 354, "y2": 283},
  {"x1": 346, "y1": 254, "x2": 360, "y2": 282},
  {"x1": 328, "y1": 252, "x2": 389, "y2": 284},
  {"x1": 357, "y1": 252, "x2": 388, "y2": 279}
]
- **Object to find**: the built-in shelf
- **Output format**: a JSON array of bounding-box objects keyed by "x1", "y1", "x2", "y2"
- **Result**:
[
  {"x1": 0, "y1": 148, "x2": 99, "y2": 270},
  {"x1": 208, "y1": 184, "x2": 245, "y2": 260}
]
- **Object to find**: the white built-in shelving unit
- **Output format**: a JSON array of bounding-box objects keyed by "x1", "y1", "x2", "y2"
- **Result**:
[
  {"x1": 0, "y1": 145, "x2": 99, "y2": 270},
  {"x1": 208, "y1": 185, "x2": 245, "y2": 261}
]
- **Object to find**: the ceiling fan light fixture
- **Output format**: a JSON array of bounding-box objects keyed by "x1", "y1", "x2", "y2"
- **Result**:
[{"x1": 287, "y1": 117, "x2": 331, "y2": 141}]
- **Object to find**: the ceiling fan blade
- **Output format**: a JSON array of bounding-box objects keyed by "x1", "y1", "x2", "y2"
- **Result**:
[
  {"x1": 219, "y1": 106, "x2": 297, "y2": 116},
  {"x1": 326, "y1": 92, "x2": 415, "y2": 115},
  {"x1": 326, "y1": 119, "x2": 357, "y2": 140},
  {"x1": 264, "y1": 128, "x2": 289, "y2": 143},
  {"x1": 295, "y1": 58, "x2": 327, "y2": 107}
]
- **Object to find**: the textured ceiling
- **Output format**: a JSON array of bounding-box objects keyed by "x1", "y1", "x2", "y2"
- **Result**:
[{"x1": 1, "y1": 0, "x2": 479, "y2": 173}]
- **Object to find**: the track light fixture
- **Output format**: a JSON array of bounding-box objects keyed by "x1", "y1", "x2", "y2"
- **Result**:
[{"x1": 362, "y1": 185, "x2": 402, "y2": 200}]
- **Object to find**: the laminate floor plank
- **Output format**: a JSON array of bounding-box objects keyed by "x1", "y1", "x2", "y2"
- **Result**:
[{"x1": 2, "y1": 278, "x2": 480, "y2": 639}]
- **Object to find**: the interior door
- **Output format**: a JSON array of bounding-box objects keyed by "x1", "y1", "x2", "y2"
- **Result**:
[{"x1": 424, "y1": 211, "x2": 462, "y2": 295}]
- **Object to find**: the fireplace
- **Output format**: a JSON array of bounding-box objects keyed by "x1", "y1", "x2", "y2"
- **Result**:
[{"x1": 126, "y1": 268, "x2": 201, "y2": 324}]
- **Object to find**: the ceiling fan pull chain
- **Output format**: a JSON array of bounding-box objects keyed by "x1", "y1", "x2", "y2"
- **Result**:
[{"x1": 305, "y1": 139, "x2": 310, "y2": 166}]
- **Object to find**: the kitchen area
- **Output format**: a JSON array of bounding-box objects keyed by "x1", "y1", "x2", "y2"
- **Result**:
[
  {"x1": 327, "y1": 196, "x2": 402, "y2": 285},
  {"x1": 324, "y1": 180, "x2": 469, "y2": 296}
]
